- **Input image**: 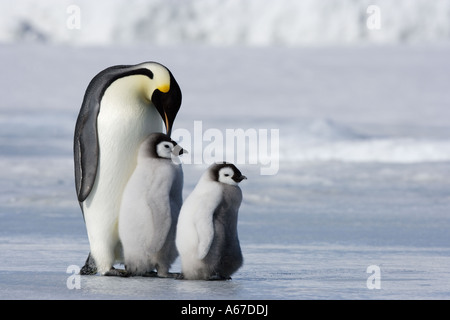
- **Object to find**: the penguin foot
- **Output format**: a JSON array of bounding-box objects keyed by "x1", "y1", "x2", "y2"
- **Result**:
[
  {"x1": 104, "y1": 267, "x2": 130, "y2": 277},
  {"x1": 142, "y1": 271, "x2": 158, "y2": 277},
  {"x1": 175, "y1": 273, "x2": 185, "y2": 280},
  {"x1": 158, "y1": 272, "x2": 181, "y2": 279},
  {"x1": 208, "y1": 273, "x2": 232, "y2": 281},
  {"x1": 79, "y1": 253, "x2": 97, "y2": 275},
  {"x1": 142, "y1": 271, "x2": 181, "y2": 278},
  {"x1": 80, "y1": 265, "x2": 97, "y2": 275}
]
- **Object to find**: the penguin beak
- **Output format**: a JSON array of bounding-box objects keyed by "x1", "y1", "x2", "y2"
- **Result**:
[
  {"x1": 151, "y1": 73, "x2": 182, "y2": 137},
  {"x1": 234, "y1": 175, "x2": 247, "y2": 183},
  {"x1": 154, "y1": 84, "x2": 171, "y2": 135},
  {"x1": 172, "y1": 144, "x2": 188, "y2": 156},
  {"x1": 163, "y1": 112, "x2": 171, "y2": 136}
]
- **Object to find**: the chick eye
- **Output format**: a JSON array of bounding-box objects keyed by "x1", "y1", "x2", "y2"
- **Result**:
[
  {"x1": 224, "y1": 174, "x2": 230, "y2": 177},
  {"x1": 164, "y1": 144, "x2": 170, "y2": 148}
]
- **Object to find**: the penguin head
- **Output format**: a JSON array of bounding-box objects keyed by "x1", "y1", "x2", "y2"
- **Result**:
[
  {"x1": 144, "y1": 62, "x2": 182, "y2": 137},
  {"x1": 139, "y1": 132, "x2": 186, "y2": 160},
  {"x1": 85, "y1": 62, "x2": 181, "y2": 137},
  {"x1": 108, "y1": 62, "x2": 181, "y2": 137},
  {"x1": 210, "y1": 162, "x2": 247, "y2": 186}
]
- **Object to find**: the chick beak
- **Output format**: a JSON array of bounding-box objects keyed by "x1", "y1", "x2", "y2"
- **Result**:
[
  {"x1": 234, "y1": 175, "x2": 247, "y2": 183},
  {"x1": 172, "y1": 144, "x2": 188, "y2": 156}
]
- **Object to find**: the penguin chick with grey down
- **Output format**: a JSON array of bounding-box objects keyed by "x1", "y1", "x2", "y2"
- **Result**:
[
  {"x1": 118, "y1": 132, "x2": 185, "y2": 277},
  {"x1": 176, "y1": 162, "x2": 246, "y2": 280}
]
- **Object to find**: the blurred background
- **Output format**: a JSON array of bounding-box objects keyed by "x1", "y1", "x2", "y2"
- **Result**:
[{"x1": 1, "y1": 0, "x2": 449, "y2": 47}]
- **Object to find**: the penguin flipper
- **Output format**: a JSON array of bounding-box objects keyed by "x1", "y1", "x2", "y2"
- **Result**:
[
  {"x1": 74, "y1": 65, "x2": 133, "y2": 203},
  {"x1": 188, "y1": 185, "x2": 222, "y2": 260},
  {"x1": 195, "y1": 211, "x2": 215, "y2": 260},
  {"x1": 74, "y1": 110, "x2": 99, "y2": 203},
  {"x1": 74, "y1": 80, "x2": 104, "y2": 203},
  {"x1": 147, "y1": 194, "x2": 172, "y2": 253}
]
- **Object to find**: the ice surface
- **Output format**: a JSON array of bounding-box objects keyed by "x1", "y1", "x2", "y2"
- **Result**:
[{"x1": 1, "y1": 43, "x2": 450, "y2": 300}]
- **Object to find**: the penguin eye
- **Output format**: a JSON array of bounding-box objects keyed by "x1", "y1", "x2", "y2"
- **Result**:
[
  {"x1": 224, "y1": 174, "x2": 230, "y2": 177},
  {"x1": 164, "y1": 144, "x2": 170, "y2": 148}
]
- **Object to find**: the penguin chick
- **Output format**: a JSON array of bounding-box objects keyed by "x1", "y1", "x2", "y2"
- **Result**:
[
  {"x1": 176, "y1": 162, "x2": 246, "y2": 280},
  {"x1": 119, "y1": 132, "x2": 185, "y2": 277}
]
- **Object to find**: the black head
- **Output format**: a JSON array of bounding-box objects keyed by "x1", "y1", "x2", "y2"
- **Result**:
[
  {"x1": 210, "y1": 162, "x2": 247, "y2": 186},
  {"x1": 151, "y1": 69, "x2": 182, "y2": 137},
  {"x1": 140, "y1": 132, "x2": 186, "y2": 160}
]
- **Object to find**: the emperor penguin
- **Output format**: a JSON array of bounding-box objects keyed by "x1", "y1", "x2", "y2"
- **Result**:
[
  {"x1": 119, "y1": 133, "x2": 185, "y2": 277},
  {"x1": 176, "y1": 162, "x2": 246, "y2": 280},
  {"x1": 73, "y1": 62, "x2": 182, "y2": 275}
]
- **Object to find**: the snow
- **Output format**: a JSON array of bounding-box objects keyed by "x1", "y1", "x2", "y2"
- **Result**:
[
  {"x1": 1, "y1": 5, "x2": 450, "y2": 299},
  {"x1": 2, "y1": 0, "x2": 450, "y2": 46}
]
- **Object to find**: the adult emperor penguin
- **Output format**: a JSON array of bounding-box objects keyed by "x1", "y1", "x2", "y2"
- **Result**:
[
  {"x1": 176, "y1": 162, "x2": 246, "y2": 280},
  {"x1": 74, "y1": 62, "x2": 182, "y2": 275},
  {"x1": 119, "y1": 133, "x2": 185, "y2": 277}
]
